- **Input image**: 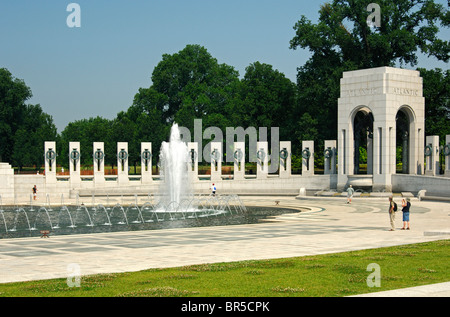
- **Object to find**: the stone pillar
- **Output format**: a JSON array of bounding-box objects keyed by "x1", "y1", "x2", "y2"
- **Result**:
[
  {"x1": 372, "y1": 127, "x2": 381, "y2": 177},
  {"x1": 93, "y1": 142, "x2": 105, "y2": 185},
  {"x1": 69, "y1": 142, "x2": 81, "y2": 187},
  {"x1": 367, "y1": 133, "x2": 373, "y2": 174},
  {"x1": 445, "y1": 135, "x2": 450, "y2": 177},
  {"x1": 302, "y1": 141, "x2": 314, "y2": 176},
  {"x1": 401, "y1": 131, "x2": 409, "y2": 174},
  {"x1": 425, "y1": 136, "x2": 439, "y2": 176},
  {"x1": 210, "y1": 142, "x2": 222, "y2": 182},
  {"x1": 117, "y1": 142, "x2": 129, "y2": 185},
  {"x1": 141, "y1": 142, "x2": 152, "y2": 184},
  {"x1": 233, "y1": 142, "x2": 245, "y2": 180},
  {"x1": 416, "y1": 127, "x2": 425, "y2": 175},
  {"x1": 279, "y1": 141, "x2": 291, "y2": 178},
  {"x1": 256, "y1": 141, "x2": 268, "y2": 179},
  {"x1": 188, "y1": 142, "x2": 198, "y2": 182},
  {"x1": 372, "y1": 124, "x2": 393, "y2": 192},
  {"x1": 44, "y1": 141, "x2": 57, "y2": 184},
  {"x1": 324, "y1": 140, "x2": 337, "y2": 175},
  {"x1": 337, "y1": 128, "x2": 348, "y2": 191},
  {"x1": 389, "y1": 125, "x2": 397, "y2": 178}
]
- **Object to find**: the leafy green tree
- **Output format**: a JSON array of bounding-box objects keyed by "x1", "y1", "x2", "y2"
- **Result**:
[
  {"x1": 0, "y1": 68, "x2": 32, "y2": 162},
  {"x1": 132, "y1": 44, "x2": 241, "y2": 163},
  {"x1": 295, "y1": 112, "x2": 320, "y2": 143},
  {"x1": 290, "y1": 0, "x2": 449, "y2": 69},
  {"x1": 233, "y1": 62, "x2": 297, "y2": 131},
  {"x1": 11, "y1": 104, "x2": 58, "y2": 171},
  {"x1": 126, "y1": 88, "x2": 169, "y2": 165},
  {"x1": 126, "y1": 46, "x2": 299, "y2": 164},
  {"x1": 151, "y1": 44, "x2": 240, "y2": 127},
  {"x1": 418, "y1": 67, "x2": 450, "y2": 140},
  {"x1": 289, "y1": 0, "x2": 449, "y2": 143},
  {"x1": 0, "y1": 69, "x2": 57, "y2": 169},
  {"x1": 225, "y1": 61, "x2": 298, "y2": 158}
]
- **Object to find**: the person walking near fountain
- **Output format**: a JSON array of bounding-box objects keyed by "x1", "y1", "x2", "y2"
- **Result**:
[
  {"x1": 32, "y1": 185, "x2": 38, "y2": 201},
  {"x1": 211, "y1": 183, "x2": 216, "y2": 196},
  {"x1": 346, "y1": 185, "x2": 354, "y2": 204}
]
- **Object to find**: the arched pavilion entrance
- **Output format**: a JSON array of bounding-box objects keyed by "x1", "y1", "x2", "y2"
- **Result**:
[{"x1": 337, "y1": 67, "x2": 425, "y2": 192}]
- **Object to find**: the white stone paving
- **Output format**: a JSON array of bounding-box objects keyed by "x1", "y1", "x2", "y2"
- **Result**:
[{"x1": 0, "y1": 196, "x2": 449, "y2": 296}]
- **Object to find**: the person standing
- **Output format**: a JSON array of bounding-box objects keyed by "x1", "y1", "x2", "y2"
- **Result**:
[
  {"x1": 211, "y1": 183, "x2": 216, "y2": 196},
  {"x1": 401, "y1": 198, "x2": 411, "y2": 230},
  {"x1": 346, "y1": 185, "x2": 355, "y2": 204},
  {"x1": 388, "y1": 196, "x2": 396, "y2": 231},
  {"x1": 32, "y1": 185, "x2": 38, "y2": 200}
]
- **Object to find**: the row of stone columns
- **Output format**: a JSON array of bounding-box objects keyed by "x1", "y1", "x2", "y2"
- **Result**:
[
  {"x1": 43, "y1": 140, "x2": 341, "y2": 185},
  {"x1": 189, "y1": 141, "x2": 337, "y2": 181},
  {"x1": 44, "y1": 141, "x2": 154, "y2": 186},
  {"x1": 45, "y1": 136, "x2": 450, "y2": 186},
  {"x1": 425, "y1": 135, "x2": 450, "y2": 177}
]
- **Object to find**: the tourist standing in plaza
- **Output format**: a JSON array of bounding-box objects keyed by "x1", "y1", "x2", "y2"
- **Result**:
[
  {"x1": 32, "y1": 185, "x2": 37, "y2": 200},
  {"x1": 388, "y1": 196, "x2": 396, "y2": 231},
  {"x1": 401, "y1": 198, "x2": 411, "y2": 230},
  {"x1": 346, "y1": 185, "x2": 354, "y2": 204}
]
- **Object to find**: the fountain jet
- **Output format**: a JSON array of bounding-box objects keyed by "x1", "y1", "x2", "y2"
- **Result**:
[{"x1": 159, "y1": 124, "x2": 193, "y2": 209}]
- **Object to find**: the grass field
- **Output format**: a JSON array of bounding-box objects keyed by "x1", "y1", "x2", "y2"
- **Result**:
[{"x1": 0, "y1": 240, "x2": 448, "y2": 297}]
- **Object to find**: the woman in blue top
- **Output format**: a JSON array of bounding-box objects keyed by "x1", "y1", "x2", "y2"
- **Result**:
[{"x1": 401, "y1": 198, "x2": 411, "y2": 230}]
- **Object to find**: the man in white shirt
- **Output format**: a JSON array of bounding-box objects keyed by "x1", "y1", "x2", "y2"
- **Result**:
[{"x1": 346, "y1": 185, "x2": 354, "y2": 204}]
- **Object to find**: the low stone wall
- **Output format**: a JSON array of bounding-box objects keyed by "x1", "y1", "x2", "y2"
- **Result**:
[
  {"x1": 196, "y1": 175, "x2": 336, "y2": 196},
  {"x1": 392, "y1": 174, "x2": 450, "y2": 196},
  {"x1": 3, "y1": 172, "x2": 449, "y2": 204},
  {"x1": 0, "y1": 163, "x2": 15, "y2": 200},
  {"x1": 13, "y1": 175, "x2": 46, "y2": 197},
  {"x1": 5, "y1": 173, "x2": 336, "y2": 203}
]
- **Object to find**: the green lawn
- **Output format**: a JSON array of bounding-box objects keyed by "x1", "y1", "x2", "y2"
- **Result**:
[{"x1": 0, "y1": 240, "x2": 448, "y2": 297}]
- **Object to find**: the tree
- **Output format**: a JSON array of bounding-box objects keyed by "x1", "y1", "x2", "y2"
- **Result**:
[
  {"x1": 234, "y1": 62, "x2": 297, "y2": 132},
  {"x1": 11, "y1": 104, "x2": 58, "y2": 171},
  {"x1": 0, "y1": 69, "x2": 57, "y2": 168},
  {"x1": 289, "y1": 0, "x2": 449, "y2": 143},
  {"x1": 292, "y1": 54, "x2": 350, "y2": 143},
  {"x1": 151, "y1": 44, "x2": 240, "y2": 126},
  {"x1": 290, "y1": 0, "x2": 449, "y2": 69},
  {"x1": 418, "y1": 67, "x2": 450, "y2": 140},
  {"x1": 0, "y1": 68, "x2": 32, "y2": 162},
  {"x1": 127, "y1": 88, "x2": 169, "y2": 165},
  {"x1": 132, "y1": 44, "x2": 241, "y2": 163}
]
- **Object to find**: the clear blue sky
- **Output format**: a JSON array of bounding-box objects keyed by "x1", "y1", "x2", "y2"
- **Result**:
[{"x1": 1, "y1": 0, "x2": 448, "y2": 132}]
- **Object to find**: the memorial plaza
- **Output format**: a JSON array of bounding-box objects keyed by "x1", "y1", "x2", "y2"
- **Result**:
[
  {"x1": 1, "y1": 67, "x2": 449, "y2": 297},
  {"x1": 0, "y1": 194, "x2": 449, "y2": 297}
]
